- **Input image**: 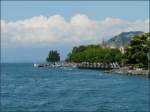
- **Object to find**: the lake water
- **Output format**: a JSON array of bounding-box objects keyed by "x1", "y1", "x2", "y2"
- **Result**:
[{"x1": 1, "y1": 63, "x2": 150, "y2": 112}]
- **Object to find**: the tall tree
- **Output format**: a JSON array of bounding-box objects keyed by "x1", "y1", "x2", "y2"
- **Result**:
[
  {"x1": 46, "y1": 50, "x2": 60, "y2": 63},
  {"x1": 124, "y1": 33, "x2": 150, "y2": 68}
]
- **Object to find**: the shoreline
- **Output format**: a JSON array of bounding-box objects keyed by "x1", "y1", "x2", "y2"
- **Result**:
[
  {"x1": 107, "y1": 67, "x2": 149, "y2": 76},
  {"x1": 33, "y1": 63, "x2": 149, "y2": 76}
]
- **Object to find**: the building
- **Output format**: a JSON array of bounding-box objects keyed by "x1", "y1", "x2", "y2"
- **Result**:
[{"x1": 119, "y1": 46, "x2": 125, "y2": 54}]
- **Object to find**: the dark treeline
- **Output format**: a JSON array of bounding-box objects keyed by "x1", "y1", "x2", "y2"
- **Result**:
[
  {"x1": 66, "y1": 45, "x2": 123, "y2": 64},
  {"x1": 46, "y1": 33, "x2": 150, "y2": 69}
]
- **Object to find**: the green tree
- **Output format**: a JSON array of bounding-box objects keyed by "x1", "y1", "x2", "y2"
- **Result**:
[
  {"x1": 46, "y1": 50, "x2": 60, "y2": 63},
  {"x1": 124, "y1": 33, "x2": 150, "y2": 68},
  {"x1": 67, "y1": 44, "x2": 122, "y2": 63}
]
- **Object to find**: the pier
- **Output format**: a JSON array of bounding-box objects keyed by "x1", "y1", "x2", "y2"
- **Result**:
[
  {"x1": 33, "y1": 62, "x2": 120, "y2": 70},
  {"x1": 77, "y1": 62, "x2": 120, "y2": 70},
  {"x1": 33, "y1": 63, "x2": 77, "y2": 68}
]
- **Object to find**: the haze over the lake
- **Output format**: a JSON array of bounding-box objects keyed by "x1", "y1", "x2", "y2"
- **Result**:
[{"x1": 1, "y1": 1, "x2": 149, "y2": 63}]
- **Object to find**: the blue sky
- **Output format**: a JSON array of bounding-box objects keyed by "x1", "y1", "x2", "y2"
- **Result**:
[
  {"x1": 1, "y1": 1, "x2": 149, "y2": 63},
  {"x1": 1, "y1": 1, "x2": 149, "y2": 21}
]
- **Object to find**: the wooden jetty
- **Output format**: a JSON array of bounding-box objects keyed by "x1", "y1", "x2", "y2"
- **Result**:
[
  {"x1": 33, "y1": 63, "x2": 77, "y2": 68},
  {"x1": 33, "y1": 62, "x2": 120, "y2": 70},
  {"x1": 77, "y1": 62, "x2": 120, "y2": 70}
]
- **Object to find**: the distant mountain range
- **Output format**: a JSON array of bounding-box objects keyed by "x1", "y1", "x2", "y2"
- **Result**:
[{"x1": 107, "y1": 31, "x2": 144, "y2": 47}]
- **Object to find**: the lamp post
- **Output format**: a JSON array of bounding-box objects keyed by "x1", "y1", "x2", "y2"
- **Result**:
[{"x1": 147, "y1": 36, "x2": 150, "y2": 78}]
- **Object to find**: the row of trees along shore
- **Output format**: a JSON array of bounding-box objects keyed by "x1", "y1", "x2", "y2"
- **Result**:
[
  {"x1": 66, "y1": 45, "x2": 122, "y2": 64},
  {"x1": 46, "y1": 33, "x2": 150, "y2": 69}
]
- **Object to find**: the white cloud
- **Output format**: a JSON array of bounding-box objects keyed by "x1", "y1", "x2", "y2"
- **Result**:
[{"x1": 1, "y1": 14, "x2": 149, "y2": 47}]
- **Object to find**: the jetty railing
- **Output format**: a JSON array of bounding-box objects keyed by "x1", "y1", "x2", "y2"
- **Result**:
[
  {"x1": 77, "y1": 62, "x2": 120, "y2": 70},
  {"x1": 33, "y1": 62, "x2": 120, "y2": 70}
]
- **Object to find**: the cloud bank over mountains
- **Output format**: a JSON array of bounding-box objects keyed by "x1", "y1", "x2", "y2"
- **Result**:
[{"x1": 1, "y1": 14, "x2": 149, "y2": 47}]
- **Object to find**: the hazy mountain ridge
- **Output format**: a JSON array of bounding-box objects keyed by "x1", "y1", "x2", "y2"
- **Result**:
[{"x1": 107, "y1": 31, "x2": 144, "y2": 47}]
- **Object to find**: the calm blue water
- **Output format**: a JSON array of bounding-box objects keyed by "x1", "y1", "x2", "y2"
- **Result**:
[{"x1": 1, "y1": 63, "x2": 150, "y2": 112}]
